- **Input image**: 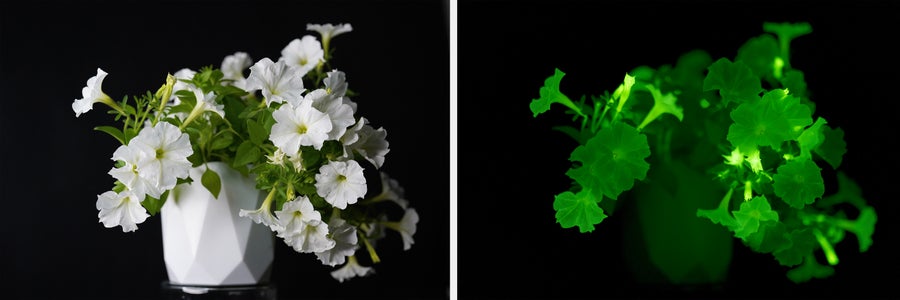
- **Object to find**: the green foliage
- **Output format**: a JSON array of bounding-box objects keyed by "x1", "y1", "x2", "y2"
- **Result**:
[{"x1": 530, "y1": 21, "x2": 876, "y2": 284}]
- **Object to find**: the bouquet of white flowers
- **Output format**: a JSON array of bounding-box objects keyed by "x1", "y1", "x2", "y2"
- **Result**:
[{"x1": 72, "y1": 23, "x2": 418, "y2": 283}]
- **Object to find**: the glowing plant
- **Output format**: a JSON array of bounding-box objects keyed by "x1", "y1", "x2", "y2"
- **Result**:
[{"x1": 529, "y1": 22, "x2": 875, "y2": 283}]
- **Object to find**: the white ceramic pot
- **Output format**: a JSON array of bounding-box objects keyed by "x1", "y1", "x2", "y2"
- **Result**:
[{"x1": 161, "y1": 162, "x2": 274, "y2": 286}]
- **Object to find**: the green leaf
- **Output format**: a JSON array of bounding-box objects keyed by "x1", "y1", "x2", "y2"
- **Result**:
[
  {"x1": 142, "y1": 190, "x2": 169, "y2": 216},
  {"x1": 233, "y1": 140, "x2": 261, "y2": 167},
  {"x1": 201, "y1": 167, "x2": 222, "y2": 199},
  {"x1": 94, "y1": 126, "x2": 126, "y2": 145},
  {"x1": 553, "y1": 189, "x2": 607, "y2": 233},
  {"x1": 529, "y1": 68, "x2": 581, "y2": 117},
  {"x1": 814, "y1": 125, "x2": 846, "y2": 169},
  {"x1": 732, "y1": 195, "x2": 779, "y2": 239},
  {"x1": 702, "y1": 58, "x2": 762, "y2": 106},
  {"x1": 247, "y1": 119, "x2": 268, "y2": 145},
  {"x1": 774, "y1": 228, "x2": 816, "y2": 267},
  {"x1": 210, "y1": 132, "x2": 234, "y2": 150},
  {"x1": 773, "y1": 159, "x2": 824, "y2": 209},
  {"x1": 565, "y1": 122, "x2": 650, "y2": 200}
]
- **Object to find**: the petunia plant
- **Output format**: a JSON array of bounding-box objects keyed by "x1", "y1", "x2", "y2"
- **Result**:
[
  {"x1": 530, "y1": 22, "x2": 876, "y2": 283},
  {"x1": 73, "y1": 23, "x2": 418, "y2": 282}
]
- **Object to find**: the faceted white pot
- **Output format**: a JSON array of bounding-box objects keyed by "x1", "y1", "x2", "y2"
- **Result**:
[{"x1": 161, "y1": 162, "x2": 274, "y2": 286}]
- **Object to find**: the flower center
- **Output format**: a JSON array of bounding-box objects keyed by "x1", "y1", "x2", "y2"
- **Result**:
[
  {"x1": 299, "y1": 58, "x2": 308, "y2": 66},
  {"x1": 297, "y1": 124, "x2": 308, "y2": 134},
  {"x1": 337, "y1": 174, "x2": 347, "y2": 182},
  {"x1": 156, "y1": 148, "x2": 165, "y2": 159}
]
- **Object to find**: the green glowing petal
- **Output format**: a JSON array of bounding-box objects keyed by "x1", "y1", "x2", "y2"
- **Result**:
[
  {"x1": 743, "y1": 220, "x2": 790, "y2": 253},
  {"x1": 696, "y1": 188, "x2": 739, "y2": 231},
  {"x1": 763, "y1": 22, "x2": 813, "y2": 44},
  {"x1": 773, "y1": 159, "x2": 825, "y2": 209},
  {"x1": 637, "y1": 85, "x2": 684, "y2": 130},
  {"x1": 787, "y1": 255, "x2": 834, "y2": 284},
  {"x1": 553, "y1": 189, "x2": 606, "y2": 233},
  {"x1": 565, "y1": 122, "x2": 650, "y2": 200},
  {"x1": 732, "y1": 195, "x2": 779, "y2": 239},
  {"x1": 780, "y1": 70, "x2": 808, "y2": 99},
  {"x1": 797, "y1": 117, "x2": 827, "y2": 160},
  {"x1": 814, "y1": 125, "x2": 847, "y2": 169},
  {"x1": 773, "y1": 228, "x2": 816, "y2": 267},
  {"x1": 735, "y1": 33, "x2": 779, "y2": 79},
  {"x1": 702, "y1": 58, "x2": 762, "y2": 106},
  {"x1": 727, "y1": 89, "x2": 812, "y2": 153},
  {"x1": 530, "y1": 68, "x2": 580, "y2": 117},
  {"x1": 845, "y1": 206, "x2": 877, "y2": 252}
]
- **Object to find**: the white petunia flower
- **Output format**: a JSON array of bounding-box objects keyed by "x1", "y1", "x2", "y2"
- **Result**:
[
  {"x1": 107, "y1": 144, "x2": 163, "y2": 199},
  {"x1": 221, "y1": 51, "x2": 252, "y2": 90},
  {"x1": 245, "y1": 57, "x2": 305, "y2": 106},
  {"x1": 307, "y1": 23, "x2": 353, "y2": 47},
  {"x1": 130, "y1": 122, "x2": 194, "y2": 191},
  {"x1": 339, "y1": 117, "x2": 367, "y2": 159},
  {"x1": 330, "y1": 255, "x2": 373, "y2": 283},
  {"x1": 72, "y1": 68, "x2": 114, "y2": 117},
  {"x1": 324, "y1": 69, "x2": 348, "y2": 98},
  {"x1": 274, "y1": 196, "x2": 335, "y2": 253},
  {"x1": 239, "y1": 203, "x2": 280, "y2": 232},
  {"x1": 304, "y1": 89, "x2": 355, "y2": 140},
  {"x1": 350, "y1": 123, "x2": 390, "y2": 169},
  {"x1": 388, "y1": 208, "x2": 419, "y2": 251},
  {"x1": 96, "y1": 190, "x2": 149, "y2": 233},
  {"x1": 270, "y1": 98, "x2": 332, "y2": 153},
  {"x1": 186, "y1": 84, "x2": 225, "y2": 118},
  {"x1": 279, "y1": 35, "x2": 324, "y2": 77},
  {"x1": 315, "y1": 214, "x2": 359, "y2": 266},
  {"x1": 172, "y1": 68, "x2": 196, "y2": 97},
  {"x1": 315, "y1": 160, "x2": 367, "y2": 210},
  {"x1": 372, "y1": 172, "x2": 409, "y2": 209}
]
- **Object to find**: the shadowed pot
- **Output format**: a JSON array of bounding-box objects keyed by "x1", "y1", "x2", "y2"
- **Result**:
[{"x1": 160, "y1": 161, "x2": 274, "y2": 286}]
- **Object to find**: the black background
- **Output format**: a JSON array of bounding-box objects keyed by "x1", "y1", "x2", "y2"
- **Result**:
[
  {"x1": 460, "y1": 0, "x2": 898, "y2": 299},
  {"x1": 0, "y1": 1, "x2": 449, "y2": 299}
]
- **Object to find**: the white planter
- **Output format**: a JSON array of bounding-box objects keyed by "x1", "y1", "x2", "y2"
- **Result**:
[{"x1": 161, "y1": 162, "x2": 274, "y2": 286}]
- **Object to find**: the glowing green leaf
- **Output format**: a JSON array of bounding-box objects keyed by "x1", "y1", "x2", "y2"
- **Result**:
[
  {"x1": 732, "y1": 195, "x2": 779, "y2": 239},
  {"x1": 773, "y1": 159, "x2": 824, "y2": 209},
  {"x1": 735, "y1": 34, "x2": 779, "y2": 80},
  {"x1": 530, "y1": 68, "x2": 581, "y2": 117},
  {"x1": 696, "y1": 188, "x2": 739, "y2": 231},
  {"x1": 636, "y1": 85, "x2": 684, "y2": 130},
  {"x1": 703, "y1": 58, "x2": 762, "y2": 106},
  {"x1": 553, "y1": 189, "x2": 607, "y2": 233},
  {"x1": 565, "y1": 122, "x2": 650, "y2": 200},
  {"x1": 797, "y1": 117, "x2": 827, "y2": 160},
  {"x1": 774, "y1": 228, "x2": 815, "y2": 267},
  {"x1": 814, "y1": 125, "x2": 846, "y2": 169},
  {"x1": 787, "y1": 255, "x2": 834, "y2": 284}
]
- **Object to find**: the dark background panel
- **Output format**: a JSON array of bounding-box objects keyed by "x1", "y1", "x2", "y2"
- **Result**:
[
  {"x1": 0, "y1": 1, "x2": 449, "y2": 299},
  {"x1": 460, "y1": 0, "x2": 897, "y2": 299}
]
